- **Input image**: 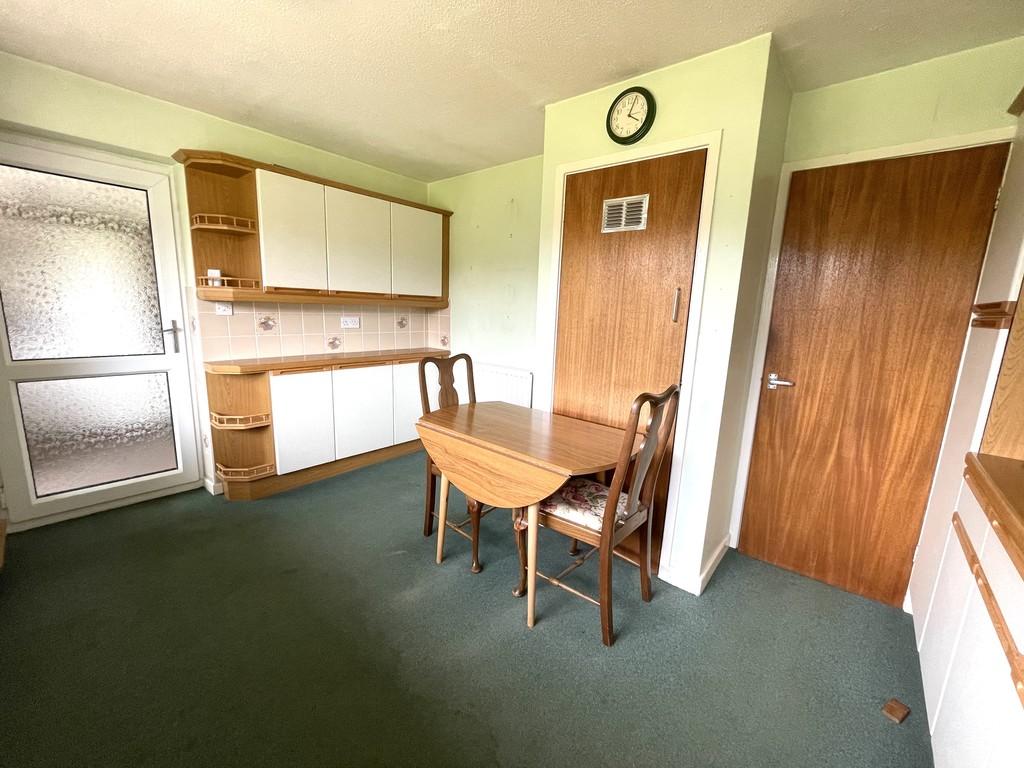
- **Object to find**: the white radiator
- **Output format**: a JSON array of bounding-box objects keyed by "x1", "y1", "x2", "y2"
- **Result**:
[{"x1": 474, "y1": 363, "x2": 533, "y2": 407}]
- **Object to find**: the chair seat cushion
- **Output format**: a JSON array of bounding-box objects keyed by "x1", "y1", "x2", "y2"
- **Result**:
[{"x1": 539, "y1": 477, "x2": 644, "y2": 532}]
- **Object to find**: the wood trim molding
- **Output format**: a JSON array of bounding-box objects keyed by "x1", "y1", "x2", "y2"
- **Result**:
[
  {"x1": 971, "y1": 300, "x2": 1018, "y2": 330},
  {"x1": 222, "y1": 439, "x2": 422, "y2": 500},
  {"x1": 951, "y1": 511, "x2": 1024, "y2": 708},
  {"x1": 204, "y1": 347, "x2": 449, "y2": 375},
  {"x1": 173, "y1": 149, "x2": 453, "y2": 217}
]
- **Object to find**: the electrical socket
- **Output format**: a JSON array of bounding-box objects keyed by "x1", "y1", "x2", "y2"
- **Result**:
[
  {"x1": 340, "y1": 315, "x2": 360, "y2": 329},
  {"x1": 214, "y1": 302, "x2": 234, "y2": 316}
]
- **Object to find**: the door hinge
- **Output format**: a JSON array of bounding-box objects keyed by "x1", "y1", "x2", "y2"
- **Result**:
[{"x1": 0, "y1": 484, "x2": 6, "y2": 512}]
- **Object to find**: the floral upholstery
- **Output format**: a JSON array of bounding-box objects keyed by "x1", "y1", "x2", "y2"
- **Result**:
[{"x1": 539, "y1": 477, "x2": 644, "y2": 532}]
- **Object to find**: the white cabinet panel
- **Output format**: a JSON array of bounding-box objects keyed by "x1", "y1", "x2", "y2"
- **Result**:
[
  {"x1": 326, "y1": 187, "x2": 391, "y2": 294},
  {"x1": 333, "y1": 365, "x2": 395, "y2": 459},
  {"x1": 393, "y1": 362, "x2": 423, "y2": 444},
  {"x1": 917, "y1": 522, "x2": 973, "y2": 728},
  {"x1": 256, "y1": 169, "x2": 327, "y2": 290},
  {"x1": 980, "y1": 531, "x2": 1024, "y2": 649},
  {"x1": 270, "y1": 370, "x2": 335, "y2": 474},
  {"x1": 931, "y1": 587, "x2": 1022, "y2": 768},
  {"x1": 391, "y1": 204, "x2": 442, "y2": 297}
]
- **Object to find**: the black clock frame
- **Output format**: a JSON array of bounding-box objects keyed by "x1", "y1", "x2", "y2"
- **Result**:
[{"x1": 606, "y1": 86, "x2": 657, "y2": 145}]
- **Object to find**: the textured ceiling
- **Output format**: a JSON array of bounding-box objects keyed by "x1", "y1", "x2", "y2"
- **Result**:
[{"x1": 1, "y1": 1, "x2": 1022, "y2": 181}]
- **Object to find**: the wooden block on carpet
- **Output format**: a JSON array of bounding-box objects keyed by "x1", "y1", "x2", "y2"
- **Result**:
[{"x1": 882, "y1": 698, "x2": 910, "y2": 723}]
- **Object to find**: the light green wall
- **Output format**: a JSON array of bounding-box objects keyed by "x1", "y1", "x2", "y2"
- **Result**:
[
  {"x1": 0, "y1": 51, "x2": 427, "y2": 201},
  {"x1": 427, "y1": 156, "x2": 543, "y2": 370},
  {"x1": 786, "y1": 36, "x2": 1024, "y2": 162},
  {"x1": 535, "y1": 35, "x2": 775, "y2": 590}
]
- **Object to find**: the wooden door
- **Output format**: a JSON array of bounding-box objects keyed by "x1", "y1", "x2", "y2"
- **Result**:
[
  {"x1": 326, "y1": 187, "x2": 392, "y2": 295},
  {"x1": 739, "y1": 144, "x2": 1008, "y2": 606},
  {"x1": 391, "y1": 204, "x2": 442, "y2": 298},
  {"x1": 270, "y1": 369, "x2": 336, "y2": 473},
  {"x1": 256, "y1": 169, "x2": 327, "y2": 290},
  {"x1": 333, "y1": 365, "x2": 395, "y2": 459},
  {"x1": 555, "y1": 150, "x2": 706, "y2": 559}
]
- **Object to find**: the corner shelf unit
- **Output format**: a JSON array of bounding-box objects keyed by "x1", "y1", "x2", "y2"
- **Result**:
[
  {"x1": 210, "y1": 412, "x2": 272, "y2": 430},
  {"x1": 216, "y1": 462, "x2": 276, "y2": 482},
  {"x1": 191, "y1": 213, "x2": 258, "y2": 235}
]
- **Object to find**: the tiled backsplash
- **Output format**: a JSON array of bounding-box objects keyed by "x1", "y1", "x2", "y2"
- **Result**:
[{"x1": 196, "y1": 300, "x2": 451, "y2": 361}]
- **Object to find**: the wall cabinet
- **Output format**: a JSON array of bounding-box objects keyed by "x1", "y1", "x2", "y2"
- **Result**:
[
  {"x1": 333, "y1": 365, "x2": 395, "y2": 459},
  {"x1": 255, "y1": 169, "x2": 327, "y2": 290},
  {"x1": 391, "y1": 203, "x2": 443, "y2": 297},
  {"x1": 326, "y1": 187, "x2": 392, "y2": 295},
  {"x1": 269, "y1": 369, "x2": 336, "y2": 474},
  {"x1": 392, "y1": 362, "x2": 423, "y2": 444}
]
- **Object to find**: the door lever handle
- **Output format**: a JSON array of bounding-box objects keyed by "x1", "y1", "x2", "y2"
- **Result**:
[
  {"x1": 162, "y1": 319, "x2": 182, "y2": 354},
  {"x1": 767, "y1": 372, "x2": 794, "y2": 390}
]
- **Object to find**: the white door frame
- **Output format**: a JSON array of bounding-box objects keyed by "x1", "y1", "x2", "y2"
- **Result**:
[
  {"x1": 0, "y1": 130, "x2": 203, "y2": 531},
  {"x1": 534, "y1": 130, "x2": 722, "y2": 591},
  {"x1": 727, "y1": 125, "x2": 1019, "y2": 550}
]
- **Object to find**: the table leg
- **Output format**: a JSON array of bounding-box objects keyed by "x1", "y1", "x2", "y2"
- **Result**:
[
  {"x1": 527, "y1": 502, "x2": 539, "y2": 628},
  {"x1": 435, "y1": 473, "x2": 450, "y2": 565}
]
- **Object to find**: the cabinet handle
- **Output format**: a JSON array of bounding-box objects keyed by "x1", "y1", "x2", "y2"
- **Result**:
[{"x1": 671, "y1": 287, "x2": 682, "y2": 323}]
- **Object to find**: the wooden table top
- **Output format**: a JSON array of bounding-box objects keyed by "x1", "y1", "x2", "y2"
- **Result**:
[
  {"x1": 417, "y1": 401, "x2": 630, "y2": 476},
  {"x1": 966, "y1": 452, "x2": 1024, "y2": 580}
]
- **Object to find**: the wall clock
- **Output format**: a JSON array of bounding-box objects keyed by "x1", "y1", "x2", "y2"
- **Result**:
[{"x1": 606, "y1": 87, "x2": 656, "y2": 145}]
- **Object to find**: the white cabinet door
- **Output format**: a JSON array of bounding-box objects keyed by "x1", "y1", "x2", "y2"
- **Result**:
[
  {"x1": 326, "y1": 187, "x2": 391, "y2": 294},
  {"x1": 256, "y1": 169, "x2": 327, "y2": 290},
  {"x1": 270, "y1": 370, "x2": 335, "y2": 474},
  {"x1": 391, "y1": 203, "x2": 442, "y2": 297},
  {"x1": 393, "y1": 362, "x2": 423, "y2": 444},
  {"x1": 333, "y1": 365, "x2": 395, "y2": 459},
  {"x1": 931, "y1": 586, "x2": 1023, "y2": 768}
]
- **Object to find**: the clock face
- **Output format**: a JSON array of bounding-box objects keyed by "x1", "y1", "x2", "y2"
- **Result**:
[{"x1": 606, "y1": 87, "x2": 655, "y2": 144}]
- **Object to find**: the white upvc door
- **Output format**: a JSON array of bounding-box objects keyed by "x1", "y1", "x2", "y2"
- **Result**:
[
  {"x1": 256, "y1": 169, "x2": 327, "y2": 290},
  {"x1": 390, "y1": 204, "x2": 442, "y2": 297},
  {"x1": 269, "y1": 369, "x2": 335, "y2": 473},
  {"x1": 326, "y1": 187, "x2": 391, "y2": 294},
  {"x1": 0, "y1": 134, "x2": 200, "y2": 529},
  {"x1": 332, "y1": 364, "x2": 394, "y2": 459}
]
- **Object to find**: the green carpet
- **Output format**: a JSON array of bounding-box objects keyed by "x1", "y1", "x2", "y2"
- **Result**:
[{"x1": 0, "y1": 452, "x2": 933, "y2": 767}]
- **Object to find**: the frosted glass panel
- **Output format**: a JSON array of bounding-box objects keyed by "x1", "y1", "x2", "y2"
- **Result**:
[
  {"x1": 17, "y1": 374, "x2": 177, "y2": 497},
  {"x1": 0, "y1": 164, "x2": 164, "y2": 360}
]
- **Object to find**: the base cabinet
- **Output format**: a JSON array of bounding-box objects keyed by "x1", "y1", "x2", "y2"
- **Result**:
[
  {"x1": 270, "y1": 370, "x2": 336, "y2": 474},
  {"x1": 333, "y1": 365, "x2": 395, "y2": 459},
  {"x1": 393, "y1": 362, "x2": 422, "y2": 444}
]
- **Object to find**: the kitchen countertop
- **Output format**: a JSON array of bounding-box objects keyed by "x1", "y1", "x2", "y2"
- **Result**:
[
  {"x1": 204, "y1": 347, "x2": 450, "y2": 375},
  {"x1": 965, "y1": 452, "x2": 1024, "y2": 580}
]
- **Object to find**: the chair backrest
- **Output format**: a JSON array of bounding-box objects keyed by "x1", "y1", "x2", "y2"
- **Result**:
[
  {"x1": 602, "y1": 385, "x2": 680, "y2": 536},
  {"x1": 418, "y1": 354, "x2": 476, "y2": 416}
]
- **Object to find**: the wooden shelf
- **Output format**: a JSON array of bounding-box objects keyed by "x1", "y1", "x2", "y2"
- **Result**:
[
  {"x1": 196, "y1": 284, "x2": 447, "y2": 309},
  {"x1": 191, "y1": 213, "x2": 257, "y2": 235},
  {"x1": 197, "y1": 276, "x2": 262, "y2": 290},
  {"x1": 210, "y1": 412, "x2": 271, "y2": 430},
  {"x1": 216, "y1": 462, "x2": 276, "y2": 481}
]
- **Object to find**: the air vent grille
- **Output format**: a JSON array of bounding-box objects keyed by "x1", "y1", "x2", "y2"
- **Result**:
[{"x1": 602, "y1": 194, "x2": 649, "y2": 233}]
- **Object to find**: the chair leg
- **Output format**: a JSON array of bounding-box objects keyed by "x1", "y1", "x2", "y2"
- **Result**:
[
  {"x1": 639, "y1": 518, "x2": 653, "y2": 603},
  {"x1": 599, "y1": 544, "x2": 614, "y2": 647},
  {"x1": 512, "y1": 509, "x2": 527, "y2": 597},
  {"x1": 468, "y1": 498, "x2": 483, "y2": 574},
  {"x1": 435, "y1": 474, "x2": 450, "y2": 565},
  {"x1": 568, "y1": 538, "x2": 579, "y2": 556},
  {"x1": 423, "y1": 461, "x2": 437, "y2": 537}
]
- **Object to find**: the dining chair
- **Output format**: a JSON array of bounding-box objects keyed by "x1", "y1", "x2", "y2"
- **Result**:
[
  {"x1": 513, "y1": 384, "x2": 679, "y2": 646},
  {"x1": 419, "y1": 354, "x2": 492, "y2": 573}
]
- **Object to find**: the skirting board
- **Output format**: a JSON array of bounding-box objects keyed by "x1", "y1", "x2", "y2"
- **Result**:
[
  {"x1": 204, "y1": 477, "x2": 224, "y2": 496},
  {"x1": 658, "y1": 535, "x2": 731, "y2": 596}
]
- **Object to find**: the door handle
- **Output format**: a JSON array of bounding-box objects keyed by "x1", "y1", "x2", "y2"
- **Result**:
[
  {"x1": 671, "y1": 287, "x2": 682, "y2": 323},
  {"x1": 162, "y1": 319, "x2": 182, "y2": 353},
  {"x1": 767, "y1": 372, "x2": 794, "y2": 390}
]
